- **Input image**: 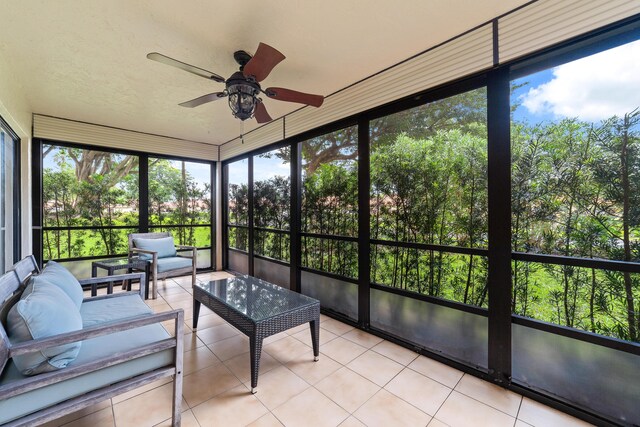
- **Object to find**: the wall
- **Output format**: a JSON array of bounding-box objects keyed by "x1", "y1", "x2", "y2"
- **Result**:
[{"x1": 0, "y1": 49, "x2": 33, "y2": 258}]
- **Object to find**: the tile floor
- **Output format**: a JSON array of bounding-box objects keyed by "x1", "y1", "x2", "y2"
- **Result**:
[{"x1": 44, "y1": 273, "x2": 594, "y2": 427}]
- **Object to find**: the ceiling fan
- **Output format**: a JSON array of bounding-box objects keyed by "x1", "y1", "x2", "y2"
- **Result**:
[{"x1": 147, "y1": 43, "x2": 324, "y2": 123}]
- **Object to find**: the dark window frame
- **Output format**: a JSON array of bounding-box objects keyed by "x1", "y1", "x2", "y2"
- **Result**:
[{"x1": 34, "y1": 138, "x2": 216, "y2": 270}]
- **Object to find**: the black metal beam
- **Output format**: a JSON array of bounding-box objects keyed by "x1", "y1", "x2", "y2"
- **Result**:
[
  {"x1": 138, "y1": 154, "x2": 149, "y2": 234},
  {"x1": 31, "y1": 139, "x2": 43, "y2": 268},
  {"x1": 248, "y1": 156, "x2": 255, "y2": 276},
  {"x1": 358, "y1": 120, "x2": 371, "y2": 328},
  {"x1": 290, "y1": 142, "x2": 302, "y2": 293},
  {"x1": 487, "y1": 66, "x2": 512, "y2": 385}
]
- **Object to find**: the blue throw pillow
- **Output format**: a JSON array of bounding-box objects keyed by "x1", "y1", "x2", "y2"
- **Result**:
[
  {"x1": 38, "y1": 260, "x2": 84, "y2": 309},
  {"x1": 133, "y1": 237, "x2": 177, "y2": 260},
  {"x1": 7, "y1": 282, "x2": 83, "y2": 376}
]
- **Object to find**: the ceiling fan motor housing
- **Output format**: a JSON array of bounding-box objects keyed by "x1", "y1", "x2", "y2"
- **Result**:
[{"x1": 226, "y1": 71, "x2": 261, "y2": 120}]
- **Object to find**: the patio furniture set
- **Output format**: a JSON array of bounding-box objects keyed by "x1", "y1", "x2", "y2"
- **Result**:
[{"x1": 0, "y1": 232, "x2": 320, "y2": 426}]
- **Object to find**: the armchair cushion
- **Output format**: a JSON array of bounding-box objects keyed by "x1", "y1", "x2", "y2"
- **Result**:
[
  {"x1": 133, "y1": 237, "x2": 177, "y2": 260},
  {"x1": 6, "y1": 283, "x2": 82, "y2": 375},
  {"x1": 37, "y1": 260, "x2": 84, "y2": 309},
  {"x1": 156, "y1": 257, "x2": 193, "y2": 273}
]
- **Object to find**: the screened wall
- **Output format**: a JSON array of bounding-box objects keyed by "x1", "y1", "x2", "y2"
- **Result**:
[
  {"x1": 34, "y1": 141, "x2": 215, "y2": 277},
  {"x1": 222, "y1": 15, "x2": 640, "y2": 426}
]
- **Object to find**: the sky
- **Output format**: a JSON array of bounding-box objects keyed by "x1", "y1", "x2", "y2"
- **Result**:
[{"x1": 513, "y1": 38, "x2": 640, "y2": 123}]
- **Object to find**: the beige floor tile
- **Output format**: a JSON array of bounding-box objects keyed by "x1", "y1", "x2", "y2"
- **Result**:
[
  {"x1": 113, "y1": 383, "x2": 186, "y2": 427},
  {"x1": 385, "y1": 368, "x2": 452, "y2": 416},
  {"x1": 252, "y1": 366, "x2": 311, "y2": 410},
  {"x1": 342, "y1": 329, "x2": 384, "y2": 348},
  {"x1": 515, "y1": 420, "x2": 534, "y2": 427},
  {"x1": 321, "y1": 318, "x2": 354, "y2": 336},
  {"x1": 435, "y1": 391, "x2": 516, "y2": 427},
  {"x1": 182, "y1": 363, "x2": 242, "y2": 407},
  {"x1": 347, "y1": 350, "x2": 404, "y2": 387},
  {"x1": 223, "y1": 350, "x2": 281, "y2": 383},
  {"x1": 263, "y1": 331, "x2": 289, "y2": 345},
  {"x1": 320, "y1": 314, "x2": 331, "y2": 322},
  {"x1": 287, "y1": 322, "x2": 310, "y2": 335},
  {"x1": 292, "y1": 326, "x2": 338, "y2": 347},
  {"x1": 194, "y1": 322, "x2": 239, "y2": 344},
  {"x1": 167, "y1": 298, "x2": 193, "y2": 311},
  {"x1": 153, "y1": 409, "x2": 200, "y2": 427},
  {"x1": 455, "y1": 374, "x2": 522, "y2": 417},
  {"x1": 60, "y1": 407, "x2": 114, "y2": 427},
  {"x1": 151, "y1": 303, "x2": 172, "y2": 313},
  {"x1": 273, "y1": 387, "x2": 349, "y2": 427},
  {"x1": 339, "y1": 416, "x2": 366, "y2": 427},
  {"x1": 354, "y1": 389, "x2": 432, "y2": 427},
  {"x1": 371, "y1": 340, "x2": 419, "y2": 366},
  {"x1": 285, "y1": 353, "x2": 342, "y2": 385},
  {"x1": 208, "y1": 334, "x2": 250, "y2": 361},
  {"x1": 112, "y1": 377, "x2": 172, "y2": 404},
  {"x1": 145, "y1": 298, "x2": 169, "y2": 308},
  {"x1": 408, "y1": 355, "x2": 464, "y2": 388},
  {"x1": 264, "y1": 335, "x2": 313, "y2": 364},
  {"x1": 157, "y1": 286, "x2": 188, "y2": 296},
  {"x1": 316, "y1": 367, "x2": 380, "y2": 413},
  {"x1": 427, "y1": 419, "x2": 450, "y2": 427},
  {"x1": 162, "y1": 292, "x2": 194, "y2": 305},
  {"x1": 191, "y1": 384, "x2": 268, "y2": 427},
  {"x1": 183, "y1": 331, "x2": 205, "y2": 352},
  {"x1": 161, "y1": 320, "x2": 192, "y2": 337},
  {"x1": 192, "y1": 312, "x2": 226, "y2": 329},
  {"x1": 247, "y1": 412, "x2": 285, "y2": 426},
  {"x1": 41, "y1": 400, "x2": 112, "y2": 427},
  {"x1": 518, "y1": 397, "x2": 593, "y2": 427},
  {"x1": 182, "y1": 346, "x2": 220, "y2": 375},
  {"x1": 320, "y1": 337, "x2": 367, "y2": 365}
]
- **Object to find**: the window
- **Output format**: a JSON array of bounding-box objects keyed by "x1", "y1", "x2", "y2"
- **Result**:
[
  {"x1": 0, "y1": 118, "x2": 19, "y2": 272},
  {"x1": 226, "y1": 158, "x2": 249, "y2": 252},
  {"x1": 301, "y1": 126, "x2": 358, "y2": 278},
  {"x1": 149, "y1": 158, "x2": 212, "y2": 268},
  {"x1": 253, "y1": 148, "x2": 290, "y2": 262},
  {"x1": 40, "y1": 143, "x2": 215, "y2": 273},
  {"x1": 42, "y1": 145, "x2": 138, "y2": 260},
  {"x1": 370, "y1": 88, "x2": 488, "y2": 307},
  {"x1": 510, "y1": 39, "x2": 640, "y2": 342}
]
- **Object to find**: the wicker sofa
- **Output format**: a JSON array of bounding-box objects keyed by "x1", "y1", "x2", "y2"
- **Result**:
[{"x1": 0, "y1": 256, "x2": 184, "y2": 426}]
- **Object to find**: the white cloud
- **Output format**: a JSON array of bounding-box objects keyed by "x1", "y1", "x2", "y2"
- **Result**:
[{"x1": 521, "y1": 40, "x2": 640, "y2": 121}]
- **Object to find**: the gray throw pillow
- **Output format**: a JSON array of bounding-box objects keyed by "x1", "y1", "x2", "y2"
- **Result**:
[{"x1": 7, "y1": 282, "x2": 83, "y2": 375}]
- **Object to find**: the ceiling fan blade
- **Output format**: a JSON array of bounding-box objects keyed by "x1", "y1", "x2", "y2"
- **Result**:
[
  {"x1": 179, "y1": 92, "x2": 227, "y2": 108},
  {"x1": 242, "y1": 43, "x2": 285, "y2": 82},
  {"x1": 265, "y1": 87, "x2": 324, "y2": 107},
  {"x1": 147, "y1": 52, "x2": 225, "y2": 83},
  {"x1": 254, "y1": 101, "x2": 272, "y2": 123}
]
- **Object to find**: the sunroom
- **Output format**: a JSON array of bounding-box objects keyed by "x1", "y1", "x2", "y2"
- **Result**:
[{"x1": 0, "y1": 1, "x2": 639, "y2": 426}]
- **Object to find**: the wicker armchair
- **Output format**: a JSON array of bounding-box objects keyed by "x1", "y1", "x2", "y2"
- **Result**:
[{"x1": 128, "y1": 232, "x2": 197, "y2": 299}]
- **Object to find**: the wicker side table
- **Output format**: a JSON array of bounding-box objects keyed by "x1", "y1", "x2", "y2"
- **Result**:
[{"x1": 193, "y1": 276, "x2": 320, "y2": 393}]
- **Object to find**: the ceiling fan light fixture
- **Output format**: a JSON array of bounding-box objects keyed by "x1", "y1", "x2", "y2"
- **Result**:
[{"x1": 227, "y1": 81, "x2": 260, "y2": 121}]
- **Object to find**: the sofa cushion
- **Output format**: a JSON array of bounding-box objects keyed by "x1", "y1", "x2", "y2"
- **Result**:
[
  {"x1": 0, "y1": 321, "x2": 173, "y2": 424},
  {"x1": 37, "y1": 260, "x2": 84, "y2": 309},
  {"x1": 133, "y1": 237, "x2": 177, "y2": 260},
  {"x1": 156, "y1": 256, "x2": 192, "y2": 273},
  {"x1": 80, "y1": 294, "x2": 153, "y2": 328},
  {"x1": 7, "y1": 283, "x2": 82, "y2": 375}
]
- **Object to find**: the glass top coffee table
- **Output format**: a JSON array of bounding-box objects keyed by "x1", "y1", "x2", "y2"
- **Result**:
[{"x1": 193, "y1": 276, "x2": 320, "y2": 393}]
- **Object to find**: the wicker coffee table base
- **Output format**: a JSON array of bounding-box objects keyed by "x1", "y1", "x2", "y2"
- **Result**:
[{"x1": 193, "y1": 286, "x2": 320, "y2": 393}]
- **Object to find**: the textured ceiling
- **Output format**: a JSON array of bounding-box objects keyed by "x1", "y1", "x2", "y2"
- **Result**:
[{"x1": 0, "y1": 0, "x2": 529, "y2": 146}]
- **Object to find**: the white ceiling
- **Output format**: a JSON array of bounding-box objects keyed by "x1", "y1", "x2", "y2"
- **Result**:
[{"x1": 1, "y1": 0, "x2": 529, "y2": 146}]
